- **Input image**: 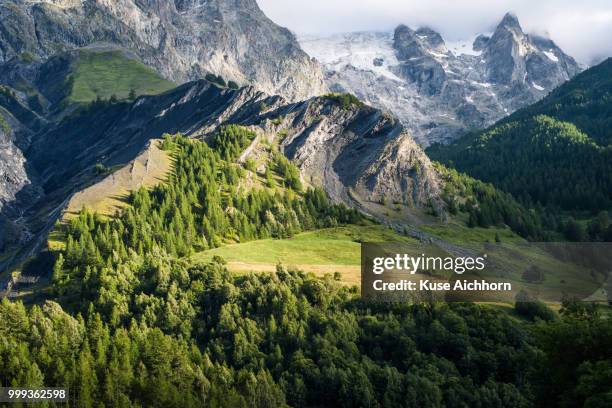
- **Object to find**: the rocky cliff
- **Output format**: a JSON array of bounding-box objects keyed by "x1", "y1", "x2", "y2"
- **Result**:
[
  {"x1": 300, "y1": 12, "x2": 581, "y2": 145},
  {"x1": 254, "y1": 97, "x2": 441, "y2": 214},
  {"x1": 0, "y1": 0, "x2": 327, "y2": 101}
]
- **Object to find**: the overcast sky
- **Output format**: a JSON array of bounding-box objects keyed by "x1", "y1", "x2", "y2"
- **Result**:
[{"x1": 258, "y1": 0, "x2": 612, "y2": 64}]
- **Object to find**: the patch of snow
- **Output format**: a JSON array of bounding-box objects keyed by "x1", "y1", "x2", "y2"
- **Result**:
[
  {"x1": 428, "y1": 50, "x2": 449, "y2": 59},
  {"x1": 417, "y1": 35, "x2": 428, "y2": 40},
  {"x1": 446, "y1": 38, "x2": 482, "y2": 56},
  {"x1": 532, "y1": 82, "x2": 545, "y2": 91},
  {"x1": 471, "y1": 81, "x2": 492, "y2": 88},
  {"x1": 465, "y1": 95, "x2": 474, "y2": 103},
  {"x1": 543, "y1": 50, "x2": 559, "y2": 62},
  {"x1": 299, "y1": 31, "x2": 405, "y2": 82}
]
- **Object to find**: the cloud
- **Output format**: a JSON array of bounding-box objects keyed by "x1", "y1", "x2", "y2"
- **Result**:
[{"x1": 257, "y1": 0, "x2": 612, "y2": 64}]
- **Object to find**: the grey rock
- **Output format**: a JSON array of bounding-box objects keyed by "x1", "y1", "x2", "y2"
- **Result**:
[
  {"x1": 300, "y1": 12, "x2": 581, "y2": 145},
  {"x1": 473, "y1": 34, "x2": 490, "y2": 52},
  {"x1": 260, "y1": 98, "x2": 441, "y2": 210},
  {"x1": 0, "y1": 0, "x2": 327, "y2": 101}
]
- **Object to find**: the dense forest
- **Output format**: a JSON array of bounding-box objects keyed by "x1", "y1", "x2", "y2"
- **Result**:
[
  {"x1": 3, "y1": 271, "x2": 611, "y2": 407},
  {"x1": 428, "y1": 58, "x2": 612, "y2": 241},
  {"x1": 508, "y1": 58, "x2": 612, "y2": 146},
  {"x1": 429, "y1": 115, "x2": 612, "y2": 214},
  {"x1": 0, "y1": 126, "x2": 610, "y2": 407},
  {"x1": 436, "y1": 165, "x2": 548, "y2": 240}
]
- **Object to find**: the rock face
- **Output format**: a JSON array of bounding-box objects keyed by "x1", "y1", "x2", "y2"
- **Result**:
[
  {"x1": 300, "y1": 12, "x2": 581, "y2": 145},
  {"x1": 0, "y1": 0, "x2": 326, "y2": 101},
  {"x1": 0, "y1": 120, "x2": 25, "y2": 213},
  {"x1": 256, "y1": 98, "x2": 441, "y2": 212},
  {"x1": 0, "y1": 113, "x2": 41, "y2": 252}
]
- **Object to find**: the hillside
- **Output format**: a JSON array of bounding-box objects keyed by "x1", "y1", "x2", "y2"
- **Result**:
[
  {"x1": 62, "y1": 139, "x2": 172, "y2": 219},
  {"x1": 0, "y1": 49, "x2": 177, "y2": 113},
  {"x1": 0, "y1": 81, "x2": 447, "y2": 276},
  {"x1": 428, "y1": 58, "x2": 612, "y2": 240},
  {"x1": 65, "y1": 50, "x2": 177, "y2": 104},
  {"x1": 3, "y1": 124, "x2": 608, "y2": 408},
  {"x1": 0, "y1": 0, "x2": 326, "y2": 101},
  {"x1": 504, "y1": 57, "x2": 612, "y2": 145}
]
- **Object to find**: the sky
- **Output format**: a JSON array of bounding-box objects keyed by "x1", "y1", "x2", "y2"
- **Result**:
[{"x1": 257, "y1": 0, "x2": 612, "y2": 64}]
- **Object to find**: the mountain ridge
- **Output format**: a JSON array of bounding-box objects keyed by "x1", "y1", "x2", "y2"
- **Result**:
[
  {"x1": 0, "y1": 81, "x2": 442, "y2": 273},
  {"x1": 427, "y1": 58, "x2": 612, "y2": 240},
  {"x1": 300, "y1": 12, "x2": 581, "y2": 145}
]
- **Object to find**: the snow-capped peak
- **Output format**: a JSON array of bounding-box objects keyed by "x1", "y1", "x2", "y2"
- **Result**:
[{"x1": 299, "y1": 31, "x2": 404, "y2": 82}]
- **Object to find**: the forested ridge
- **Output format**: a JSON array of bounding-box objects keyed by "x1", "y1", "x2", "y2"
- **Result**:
[
  {"x1": 507, "y1": 58, "x2": 612, "y2": 146},
  {"x1": 428, "y1": 58, "x2": 612, "y2": 241},
  {"x1": 436, "y1": 164, "x2": 547, "y2": 240},
  {"x1": 0, "y1": 126, "x2": 610, "y2": 407},
  {"x1": 54, "y1": 126, "x2": 361, "y2": 317}
]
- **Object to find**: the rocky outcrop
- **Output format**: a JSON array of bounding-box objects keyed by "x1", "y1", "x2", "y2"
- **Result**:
[
  {"x1": 252, "y1": 97, "x2": 442, "y2": 214},
  {"x1": 482, "y1": 13, "x2": 579, "y2": 89},
  {"x1": 356, "y1": 133, "x2": 440, "y2": 208},
  {"x1": 300, "y1": 12, "x2": 581, "y2": 145},
  {"x1": 0, "y1": 0, "x2": 327, "y2": 101}
]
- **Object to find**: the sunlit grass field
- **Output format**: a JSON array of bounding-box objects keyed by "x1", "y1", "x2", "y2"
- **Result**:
[
  {"x1": 191, "y1": 224, "x2": 416, "y2": 285},
  {"x1": 68, "y1": 50, "x2": 176, "y2": 103}
]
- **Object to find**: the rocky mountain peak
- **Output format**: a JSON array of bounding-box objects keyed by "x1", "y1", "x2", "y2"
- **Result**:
[
  {"x1": 483, "y1": 11, "x2": 580, "y2": 86},
  {"x1": 393, "y1": 25, "x2": 448, "y2": 59},
  {"x1": 473, "y1": 34, "x2": 490, "y2": 51},
  {"x1": 496, "y1": 12, "x2": 523, "y2": 33},
  {"x1": 393, "y1": 25, "x2": 420, "y2": 59},
  {"x1": 301, "y1": 12, "x2": 582, "y2": 145},
  {"x1": 414, "y1": 27, "x2": 447, "y2": 51},
  {"x1": 486, "y1": 11, "x2": 529, "y2": 54}
]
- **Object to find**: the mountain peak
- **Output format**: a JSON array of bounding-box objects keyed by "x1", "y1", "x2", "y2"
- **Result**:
[
  {"x1": 415, "y1": 27, "x2": 446, "y2": 50},
  {"x1": 496, "y1": 12, "x2": 523, "y2": 32}
]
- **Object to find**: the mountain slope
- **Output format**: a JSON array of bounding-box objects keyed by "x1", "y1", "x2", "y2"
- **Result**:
[
  {"x1": 0, "y1": 49, "x2": 176, "y2": 246},
  {"x1": 256, "y1": 95, "x2": 442, "y2": 215},
  {"x1": 0, "y1": 49, "x2": 176, "y2": 115},
  {"x1": 300, "y1": 12, "x2": 580, "y2": 145},
  {"x1": 2, "y1": 128, "x2": 553, "y2": 408},
  {"x1": 0, "y1": 82, "x2": 442, "y2": 273},
  {"x1": 0, "y1": 0, "x2": 326, "y2": 101},
  {"x1": 63, "y1": 49, "x2": 177, "y2": 104},
  {"x1": 496, "y1": 57, "x2": 612, "y2": 145},
  {"x1": 428, "y1": 58, "x2": 612, "y2": 216}
]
